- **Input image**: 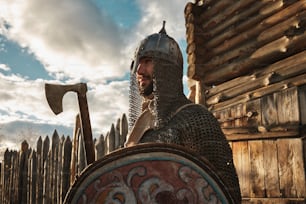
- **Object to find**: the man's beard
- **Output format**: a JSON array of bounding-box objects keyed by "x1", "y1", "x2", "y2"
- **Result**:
[{"x1": 139, "y1": 81, "x2": 153, "y2": 96}]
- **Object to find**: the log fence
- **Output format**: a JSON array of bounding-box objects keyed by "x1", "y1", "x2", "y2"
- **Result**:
[{"x1": 0, "y1": 113, "x2": 128, "y2": 204}]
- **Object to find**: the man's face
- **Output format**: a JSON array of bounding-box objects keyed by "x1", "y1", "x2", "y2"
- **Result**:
[{"x1": 136, "y1": 57, "x2": 154, "y2": 96}]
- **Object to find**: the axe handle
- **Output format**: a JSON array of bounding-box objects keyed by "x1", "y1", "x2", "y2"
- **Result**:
[{"x1": 78, "y1": 94, "x2": 95, "y2": 165}]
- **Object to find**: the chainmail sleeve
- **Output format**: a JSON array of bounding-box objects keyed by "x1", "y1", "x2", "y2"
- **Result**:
[{"x1": 140, "y1": 104, "x2": 241, "y2": 203}]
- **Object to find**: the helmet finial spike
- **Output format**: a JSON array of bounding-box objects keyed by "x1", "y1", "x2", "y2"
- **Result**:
[{"x1": 159, "y1": 20, "x2": 167, "y2": 34}]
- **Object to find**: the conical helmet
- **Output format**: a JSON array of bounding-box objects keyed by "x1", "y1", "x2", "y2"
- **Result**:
[{"x1": 131, "y1": 21, "x2": 183, "y2": 73}]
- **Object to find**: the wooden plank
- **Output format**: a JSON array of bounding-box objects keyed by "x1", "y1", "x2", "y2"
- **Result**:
[
  {"x1": 223, "y1": 127, "x2": 258, "y2": 136},
  {"x1": 115, "y1": 118, "x2": 121, "y2": 150},
  {"x1": 261, "y1": 93, "x2": 278, "y2": 127},
  {"x1": 277, "y1": 139, "x2": 295, "y2": 198},
  {"x1": 277, "y1": 87, "x2": 299, "y2": 124},
  {"x1": 29, "y1": 150, "x2": 37, "y2": 204},
  {"x1": 263, "y1": 140, "x2": 280, "y2": 198},
  {"x1": 226, "y1": 130, "x2": 299, "y2": 141},
  {"x1": 108, "y1": 124, "x2": 115, "y2": 152},
  {"x1": 242, "y1": 198, "x2": 306, "y2": 204},
  {"x1": 70, "y1": 114, "x2": 81, "y2": 185},
  {"x1": 77, "y1": 130, "x2": 86, "y2": 173},
  {"x1": 248, "y1": 141, "x2": 265, "y2": 197},
  {"x1": 95, "y1": 134, "x2": 105, "y2": 160},
  {"x1": 298, "y1": 84, "x2": 306, "y2": 125},
  {"x1": 232, "y1": 141, "x2": 250, "y2": 197},
  {"x1": 3, "y1": 150, "x2": 12, "y2": 204},
  {"x1": 18, "y1": 141, "x2": 29, "y2": 203},
  {"x1": 289, "y1": 138, "x2": 306, "y2": 198},
  {"x1": 57, "y1": 136, "x2": 65, "y2": 204},
  {"x1": 104, "y1": 132, "x2": 109, "y2": 154},
  {"x1": 304, "y1": 137, "x2": 306, "y2": 187},
  {"x1": 62, "y1": 136, "x2": 72, "y2": 203},
  {"x1": 195, "y1": 80, "x2": 207, "y2": 105},
  {"x1": 120, "y1": 113, "x2": 128, "y2": 147}
]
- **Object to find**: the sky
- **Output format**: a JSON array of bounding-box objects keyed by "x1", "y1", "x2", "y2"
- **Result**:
[{"x1": 0, "y1": 0, "x2": 193, "y2": 157}]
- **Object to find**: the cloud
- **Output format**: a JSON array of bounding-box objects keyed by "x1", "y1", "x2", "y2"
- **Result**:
[
  {"x1": 0, "y1": 64, "x2": 10, "y2": 71},
  {"x1": 88, "y1": 80, "x2": 129, "y2": 134},
  {"x1": 135, "y1": 0, "x2": 188, "y2": 41},
  {"x1": 1, "y1": 0, "x2": 129, "y2": 82}
]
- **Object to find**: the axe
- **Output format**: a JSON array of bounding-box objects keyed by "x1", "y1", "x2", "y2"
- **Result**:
[{"x1": 45, "y1": 83, "x2": 95, "y2": 165}]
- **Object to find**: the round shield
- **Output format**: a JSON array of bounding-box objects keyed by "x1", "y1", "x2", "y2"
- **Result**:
[{"x1": 64, "y1": 143, "x2": 234, "y2": 204}]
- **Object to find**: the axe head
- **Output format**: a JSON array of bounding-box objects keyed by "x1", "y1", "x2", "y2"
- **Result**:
[{"x1": 45, "y1": 83, "x2": 87, "y2": 115}]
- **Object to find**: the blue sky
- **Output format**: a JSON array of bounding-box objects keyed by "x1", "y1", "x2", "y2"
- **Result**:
[{"x1": 0, "y1": 0, "x2": 191, "y2": 155}]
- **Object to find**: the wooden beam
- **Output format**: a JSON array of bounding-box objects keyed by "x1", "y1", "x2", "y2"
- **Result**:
[
  {"x1": 201, "y1": 0, "x2": 255, "y2": 31},
  {"x1": 202, "y1": 29, "x2": 306, "y2": 85},
  {"x1": 204, "y1": 0, "x2": 270, "y2": 49},
  {"x1": 207, "y1": 75, "x2": 255, "y2": 97},
  {"x1": 226, "y1": 130, "x2": 299, "y2": 141},
  {"x1": 206, "y1": 50, "x2": 306, "y2": 98},
  {"x1": 198, "y1": 0, "x2": 235, "y2": 23},
  {"x1": 212, "y1": 0, "x2": 305, "y2": 55},
  {"x1": 242, "y1": 198, "x2": 306, "y2": 203},
  {"x1": 206, "y1": 73, "x2": 274, "y2": 105},
  {"x1": 210, "y1": 73, "x2": 306, "y2": 111},
  {"x1": 258, "y1": 10, "x2": 306, "y2": 43}
]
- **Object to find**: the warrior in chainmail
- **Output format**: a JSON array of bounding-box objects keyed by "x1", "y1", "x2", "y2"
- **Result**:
[{"x1": 125, "y1": 22, "x2": 241, "y2": 203}]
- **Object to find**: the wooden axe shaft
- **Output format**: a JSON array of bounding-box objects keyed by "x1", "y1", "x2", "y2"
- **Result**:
[{"x1": 77, "y1": 93, "x2": 95, "y2": 165}]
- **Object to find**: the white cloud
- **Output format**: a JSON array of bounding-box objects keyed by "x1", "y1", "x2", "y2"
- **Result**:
[
  {"x1": 135, "y1": 0, "x2": 189, "y2": 41},
  {"x1": 0, "y1": 64, "x2": 10, "y2": 71},
  {"x1": 1, "y1": 0, "x2": 130, "y2": 82}
]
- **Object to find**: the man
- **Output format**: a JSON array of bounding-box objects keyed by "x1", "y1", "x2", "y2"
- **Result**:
[{"x1": 125, "y1": 22, "x2": 241, "y2": 203}]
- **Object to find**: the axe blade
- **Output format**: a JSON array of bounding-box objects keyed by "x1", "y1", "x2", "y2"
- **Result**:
[{"x1": 45, "y1": 83, "x2": 65, "y2": 115}]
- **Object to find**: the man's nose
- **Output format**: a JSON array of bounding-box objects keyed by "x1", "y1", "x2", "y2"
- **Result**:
[{"x1": 136, "y1": 63, "x2": 145, "y2": 75}]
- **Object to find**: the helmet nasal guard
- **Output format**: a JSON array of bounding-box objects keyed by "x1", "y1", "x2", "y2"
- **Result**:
[{"x1": 132, "y1": 21, "x2": 183, "y2": 73}]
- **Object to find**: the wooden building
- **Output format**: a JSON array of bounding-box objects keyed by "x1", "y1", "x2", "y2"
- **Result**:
[{"x1": 184, "y1": 0, "x2": 306, "y2": 203}]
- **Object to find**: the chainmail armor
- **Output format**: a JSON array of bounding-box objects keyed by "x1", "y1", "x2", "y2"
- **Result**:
[{"x1": 140, "y1": 104, "x2": 241, "y2": 203}]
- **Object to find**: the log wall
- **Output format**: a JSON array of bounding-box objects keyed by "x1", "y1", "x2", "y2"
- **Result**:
[{"x1": 185, "y1": 0, "x2": 306, "y2": 203}]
